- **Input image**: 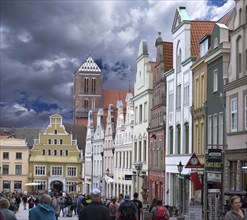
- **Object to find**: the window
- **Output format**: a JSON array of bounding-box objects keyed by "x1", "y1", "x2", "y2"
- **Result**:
[
  {"x1": 219, "y1": 112, "x2": 223, "y2": 145},
  {"x1": 184, "y1": 85, "x2": 189, "y2": 106},
  {"x1": 3, "y1": 152, "x2": 9, "y2": 159},
  {"x1": 52, "y1": 166, "x2": 62, "y2": 176},
  {"x1": 139, "y1": 105, "x2": 142, "y2": 123},
  {"x1": 3, "y1": 165, "x2": 9, "y2": 174},
  {"x1": 60, "y1": 150, "x2": 63, "y2": 156},
  {"x1": 67, "y1": 167, "x2": 77, "y2": 176},
  {"x1": 213, "y1": 114, "x2": 218, "y2": 145},
  {"x1": 176, "y1": 85, "x2": 181, "y2": 108},
  {"x1": 60, "y1": 139, "x2": 63, "y2": 145},
  {"x1": 3, "y1": 181, "x2": 10, "y2": 191},
  {"x1": 54, "y1": 150, "x2": 57, "y2": 156},
  {"x1": 201, "y1": 74, "x2": 205, "y2": 104},
  {"x1": 16, "y1": 152, "x2": 22, "y2": 159},
  {"x1": 35, "y1": 166, "x2": 46, "y2": 176},
  {"x1": 213, "y1": 69, "x2": 218, "y2": 92},
  {"x1": 195, "y1": 123, "x2": 199, "y2": 152},
  {"x1": 184, "y1": 123, "x2": 189, "y2": 154},
  {"x1": 91, "y1": 99, "x2": 95, "y2": 110},
  {"x1": 177, "y1": 125, "x2": 181, "y2": 154},
  {"x1": 245, "y1": 94, "x2": 247, "y2": 130},
  {"x1": 42, "y1": 149, "x2": 46, "y2": 155},
  {"x1": 239, "y1": 8, "x2": 242, "y2": 26},
  {"x1": 231, "y1": 97, "x2": 238, "y2": 132},
  {"x1": 54, "y1": 139, "x2": 57, "y2": 145},
  {"x1": 54, "y1": 130, "x2": 57, "y2": 134},
  {"x1": 92, "y1": 78, "x2": 96, "y2": 93},
  {"x1": 65, "y1": 150, "x2": 68, "y2": 156},
  {"x1": 48, "y1": 139, "x2": 51, "y2": 144},
  {"x1": 200, "y1": 39, "x2": 208, "y2": 57},
  {"x1": 15, "y1": 165, "x2": 22, "y2": 175},
  {"x1": 169, "y1": 127, "x2": 173, "y2": 154},
  {"x1": 200, "y1": 122, "x2": 204, "y2": 154},
  {"x1": 84, "y1": 78, "x2": 89, "y2": 93},
  {"x1": 144, "y1": 102, "x2": 147, "y2": 122},
  {"x1": 135, "y1": 107, "x2": 138, "y2": 124},
  {"x1": 67, "y1": 181, "x2": 77, "y2": 192},
  {"x1": 143, "y1": 140, "x2": 147, "y2": 162},
  {"x1": 14, "y1": 181, "x2": 22, "y2": 192},
  {"x1": 138, "y1": 141, "x2": 142, "y2": 162},
  {"x1": 195, "y1": 78, "x2": 199, "y2": 108},
  {"x1": 208, "y1": 116, "x2": 212, "y2": 145},
  {"x1": 34, "y1": 180, "x2": 46, "y2": 191},
  {"x1": 176, "y1": 47, "x2": 181, "y2": 73},
  {"x1": 237, "y1": 36, "x2": 242, "y2": 75},
  {"x1": 84, "y1": 99, "x2": 89, "y2": 109},
  {"x1": 169, "y1": 93, "x2": 174, "y2": 112},
  {"x1": 48, "y1": 149, "x2": 51, "y2": 155},
  {"x1": 134, "y1": 142, "x2": 137, "y2": 162},
  {"x1": 214, "y1": 38, "x2": 218, "y2": 49}
]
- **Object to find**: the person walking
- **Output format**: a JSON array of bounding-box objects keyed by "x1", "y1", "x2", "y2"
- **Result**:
[
  {"x1": 224, "y1": 195, "x2": 247, "y2": 220},
  {"x1": 78, "y1": 188, "x2": 110, "y2": 220},
  {"x1": 150, "y1": 199, "x2": 170, "y2": 220},
  {"x1": 29, "y1": 194, "x2": 56, "y2": 220},
  {"x1": 108, "y1": 197, "x2": 119, "y2": 220},
  {"x1": 131, "y1": 192, "x2": 143, "y2": 220},
  {"x1": 118, "y1": 194, "x2": 138, "y2": 220},
  {"x1": 51, "y1": 192, "x2": 60, "y2": 220},
  {"x1": 0, "y1": 198, "x2": 17, "y2": 220}
]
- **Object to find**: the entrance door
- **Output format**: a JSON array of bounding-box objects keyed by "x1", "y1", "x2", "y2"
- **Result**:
[{"x1": 51, "y1": 181, "x2": 63, "y2": 193}]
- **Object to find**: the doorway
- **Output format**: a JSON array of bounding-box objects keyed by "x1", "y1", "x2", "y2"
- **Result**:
[{"x1": 51, "y1": 180, "x2": 63, "y2": 193}]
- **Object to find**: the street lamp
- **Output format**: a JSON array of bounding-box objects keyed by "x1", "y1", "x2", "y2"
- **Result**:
[{"x1": 177, "y1": 161, "x2": 184, "y2": 175}]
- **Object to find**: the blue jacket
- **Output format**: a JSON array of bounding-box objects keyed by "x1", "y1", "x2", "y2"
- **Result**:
[{"x1": 29, "y1": 203, "x2": 56, "y2": 220}]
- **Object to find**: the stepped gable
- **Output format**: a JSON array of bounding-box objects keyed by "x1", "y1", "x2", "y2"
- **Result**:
[
  {"x1": 64, "y1": 123, "x2": 87, "y2": 151},
  {"x1": 78, "y1": 56, "x2": 101, "y2": 72},
  {"x1": 163, "y1": 42, "x2": 173, "y2": 72},
  {"x1": 191, "y1": 21, "x2": 216, "y2": 57}
]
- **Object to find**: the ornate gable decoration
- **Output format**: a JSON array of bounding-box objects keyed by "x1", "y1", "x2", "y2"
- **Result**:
[
  {"x1": 78, "y1": 56, "x2": 101, "y2": 72},
  {"x1": 171, "y1": 6, "x2": 190, "y2": 33}
]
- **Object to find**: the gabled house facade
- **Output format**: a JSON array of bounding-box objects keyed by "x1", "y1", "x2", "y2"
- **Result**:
[
  {"x1": 133, "y1": 40, "x2": 153, "y2": 201},
  {"x1": 224, "y1": 0, "x2": 247, "y2": 201},
  {"x1": 165, "y1": 6, "x2": 215, "y2": 214},
  {"x1": 30, "y1": 114, "x2": 82, "y2": 193},
  {"x1": 148, "y1": 32, "x2": 173, "y2": 204}
]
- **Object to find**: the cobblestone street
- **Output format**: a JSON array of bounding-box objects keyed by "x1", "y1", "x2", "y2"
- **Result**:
[{"x1": 16, "y1": 202, "x2": 78, "y2": 220}]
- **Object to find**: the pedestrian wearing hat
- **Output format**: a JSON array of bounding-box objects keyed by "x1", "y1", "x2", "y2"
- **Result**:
[
  {"x1": 118, "y1": 194, "x2": 138, "y2": 220},
  {"x1": 78, "y1": 189, "x2": 110, "y2": 220}
]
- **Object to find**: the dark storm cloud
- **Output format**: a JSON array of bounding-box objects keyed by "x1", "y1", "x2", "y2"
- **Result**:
[{"x1": 0, "y1": 0, "x2": 234, "y2": 128}]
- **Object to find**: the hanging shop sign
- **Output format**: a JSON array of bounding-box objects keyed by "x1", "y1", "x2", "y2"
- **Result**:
[{"x1": 207, "y1": 149, "x2": 222, "y2": 163}]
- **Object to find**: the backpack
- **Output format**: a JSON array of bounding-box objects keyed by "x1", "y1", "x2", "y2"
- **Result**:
[
  {"x1": 122, "y1": 201, "x2": 135, "y2": 220},
  {"x1": 154, "y1": 206, "x2": 168, "y2": 220},
  {"x1": 110, "y1": 203, "x2": 117, "y2": 215}
]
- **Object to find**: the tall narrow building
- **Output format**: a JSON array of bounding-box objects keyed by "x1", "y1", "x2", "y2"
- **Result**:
[{"x1": 74, "y1": 57, "x2": 103, "y2": 127}]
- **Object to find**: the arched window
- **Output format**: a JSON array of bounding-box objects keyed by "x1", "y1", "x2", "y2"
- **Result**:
[
  {"x1": 92, "y1": 78, "x2": 96, "y2": 93},
  {"x1": 236, "y1": 36, "x2": 242, "y2": 76},
  {"x1": 239, "y1": 8, "x2": 242, "y2": 26},
  {"x1": 184, "y1": 123, "x2": 189, "y2": 154},
  {"x1": 91, "y1": 99, "x2": 95, "y2": 110},
  {"x1": 214, "y1": 38, "x2": 218, "y2": 49},
  {"x1": 84, "y1": 99, "x2": 89, "y2": 109},
  {"x1": 84, "y1": 78, "x2": 89, "y2": 93},
  {"x1": 54, "y1": 139, "x2": 57, "y2": 145},
  {"x1": 176, "y1": 42, "x2": 181, "y2": 73}
]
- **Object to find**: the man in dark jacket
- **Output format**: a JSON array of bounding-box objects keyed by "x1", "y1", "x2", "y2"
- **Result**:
[{"x1": 79, "y1": 188, "x2": 110, "y2": 220}]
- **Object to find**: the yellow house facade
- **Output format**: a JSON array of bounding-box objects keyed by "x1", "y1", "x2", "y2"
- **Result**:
[
  {"x1": 0, "y1": 137, "x2": 29, "y2": 192},
  {"x1": 29, "y1": 114, "x2": 82, "y2": 193}
]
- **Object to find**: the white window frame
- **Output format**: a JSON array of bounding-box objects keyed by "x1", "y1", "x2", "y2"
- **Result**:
[
  {"x1": 213, "y1": 69, "x2": 218, "y2": 92},
  {"x1": 67, "y1": 166, "x2": 77, "y2": 177},
  {"x1": 34, "y1": 165, "x2": 46, "y2": 176},
  {"x1": 184, "y1": 84, "x2": 189, "y2": 106},
  {"x1": 219, "y1": 112, "x2": 223, "y2": 145},
  {"x1": 51, "y1": 166, "x2": 63, "y2": 176},
  {"x1": 231, "y1": 97, "x2": 238, "y2": 132},
  {"x1": 213, "y1": 114, "x2": 218, "y2": 145},
  {"x1": 208, "y1": 116, "x2": 212, "y2": 145}
]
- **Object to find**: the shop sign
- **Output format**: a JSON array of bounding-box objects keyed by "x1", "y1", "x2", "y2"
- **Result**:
[
  {"x1": 207, "y1": 149, "x2": 222, "y2": 162},
  {"x1": 207, "y1": 173, "x2": 221, "y2": 183},
  {"x1": 125, "y1": 175, "x2": 132, "y2": 180}
]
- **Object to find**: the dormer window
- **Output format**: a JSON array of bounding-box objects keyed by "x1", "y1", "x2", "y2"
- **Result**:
[
  {"x1": 200, "y1": 39, "x2": 208, "y2": 57},
  {"x1": 214, "y1": 38, "x2": 218, "y2": 49}
]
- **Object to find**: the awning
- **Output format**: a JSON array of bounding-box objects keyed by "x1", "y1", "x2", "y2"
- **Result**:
[{"x1": 25, "y1": 182, "x2": 42, "y2": 186}]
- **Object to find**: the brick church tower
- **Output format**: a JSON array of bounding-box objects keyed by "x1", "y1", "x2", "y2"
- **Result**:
[{"x1": 73, "y1": 56, "x2": 103, "y2": 126}]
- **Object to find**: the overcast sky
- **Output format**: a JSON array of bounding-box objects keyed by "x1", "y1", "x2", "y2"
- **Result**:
[{"x1": 0, "y1": 0, "x2": 234, "y2": 128}]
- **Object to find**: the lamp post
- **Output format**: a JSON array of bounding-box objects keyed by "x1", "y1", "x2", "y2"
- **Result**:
[
  {"x1": 177, "y1": 161, "x2": 185, "y2": 216},
  {"x1": 177, "y1": 161, "x2": 184, "y2": 175}
]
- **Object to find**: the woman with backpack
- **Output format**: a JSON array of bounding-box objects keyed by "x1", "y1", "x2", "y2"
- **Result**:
[{"x1": 108, "y1": 197, "x2": 119, "y2": 220}]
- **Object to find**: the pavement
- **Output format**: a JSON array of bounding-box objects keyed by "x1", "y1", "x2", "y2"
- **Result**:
[{"x1": 16, "y1": 202, "x2": 78, "y2": 220}]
